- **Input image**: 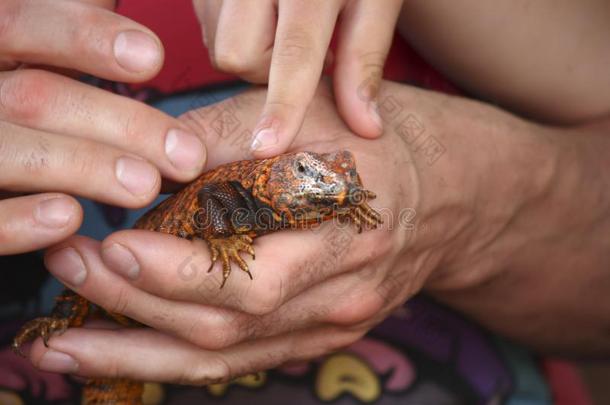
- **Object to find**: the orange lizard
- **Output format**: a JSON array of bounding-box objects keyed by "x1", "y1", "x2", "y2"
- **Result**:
[{"x1": 13, "y1": 150, "x2": 382, "y2": 404}]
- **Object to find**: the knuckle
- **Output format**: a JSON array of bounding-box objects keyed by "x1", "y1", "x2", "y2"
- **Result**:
[
  {"x1": 64, "y1": 140, "x2": 101, "y2": 179},
  {"x1": 244, "y1": 296, "x2": 278, "y2": 316},
  {"x1": 183, "y1": 354, "x2": 232, "y2": 386},
  {"x1": 327, "y1": 288, "x2": 385, "y2": 326},
  {"x1": 273, "y1": 27, "x2": 315, "y2": 67},
  {"x1": 108, "y1": 285, "x2": 131, "y2": 315},
  {"x1": 118, "y1": 107, "x2": 148, "y2": 145},
  {"x1": 263, "y1": 99, "x2": 299, "y2": 113},
  {"x1": 5, "y1": 131, "x2": 52, "y2": 177},
  {"x1": 244, "y1": 279, "x2": 283, "y2": 316},
  {"x1": 0, "y1": 70, "x2": 54, "y2": 123},
  {"x1": 234, "y1": 313, "x2": 268, "y2": 342},
  {"x1": 355, "y1": 51, "x2": 386, "y2": 96},
  {"x1": 357, "y1": 51, "x2": 386, "y2": 72},
  {"x1": 213, "y1": 47, "x2": 253, "y2": 75},
  {"x1": 185, "y1": 318, "x2": 228, "y2": 350},
  {"x1": 104, "y1": 355, "x2": 122, "y2": 379},
  {"x1": 68, "y1": 4, "x2": 109, "y2": 58}
]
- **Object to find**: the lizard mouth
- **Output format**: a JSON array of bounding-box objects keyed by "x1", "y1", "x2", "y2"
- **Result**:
[{"x1": 306, "y1": 185, "x2": 364, "y2": 207}]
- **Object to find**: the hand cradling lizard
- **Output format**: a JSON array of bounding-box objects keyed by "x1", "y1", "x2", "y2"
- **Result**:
[{"x1": 13, "y1": 150, "x2": 382, "y2": 405}]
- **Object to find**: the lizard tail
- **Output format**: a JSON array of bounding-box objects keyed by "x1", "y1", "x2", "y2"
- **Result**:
[{"x1": 82, "y1": 378, "x2": 143, "y2": 405}]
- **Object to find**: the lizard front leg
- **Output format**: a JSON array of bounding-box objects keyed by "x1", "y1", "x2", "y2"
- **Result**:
[
  {"x1": 13, "y1": 289, "x2": 90, "y2": 356},
  {"x1": 344, "y1": 189, "x2": 383, "y2": 233},
  {"x1": 197, "y1": 182, "x2": 258, "y2": 288}
]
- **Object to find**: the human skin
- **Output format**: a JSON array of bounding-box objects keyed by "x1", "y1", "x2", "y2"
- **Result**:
[
  {"x1": 28, "y1": 80, "x2": 610, "y2": 382},
  {"x1": 399, "y1": 0, "x2": 610, "y2": 124},
  {"x1": 0, "y1": 0, "x2": 207, "y2": 255},
  {"x1": 192, "y1": 0, "x2": 403, "y2": 156}
]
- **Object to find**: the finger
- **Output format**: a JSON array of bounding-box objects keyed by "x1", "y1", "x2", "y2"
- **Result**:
[
  {"x1": 0, "y1": 0, "x2": 163, "y2": 80},
  {"x1": 43, "y1": 235, "x2": 239, "y2": 349},
  {"x1": 44, "y1": 235, "x2": 317, "y2": 351},
  {"x1": 55, "y1": 233, "x2": 356, "y2": 349},
  {"x1": 334, "y1": 0, "x2": 403, "y2": 138},
  {"x1": 193, "y1": 0, "x2": 223, "y2": 60},
  {"x1": 0, "y1": 70, "x2": 206, "y2": 181},
  {"x1": 213, "y1": 0, "x2": 275, "y2": 83},
  {"x1": 178, "y1": 83, "x2": 344, "y2": 169},
  {"x1": 13, "y1": 0, "x2": 119, "y2": 77},
  {"x1": 0, "y1": 193, "x2": 82, "y2": 255},
  {"x1": 45, "y1": 236, "x2": 380, "y2": 350},
  {"x1": 0, "y1": 122, "x2": 161, "y2": 208},
  {"x1": 30, "y1": 322, "x2": 358, "y2": 384},
  {"x1": 99, "y1": 221, "x2": 375, "y2": 315},
  {"x1": 249, "y1": 0, "x2": 342, "y2": 157}
]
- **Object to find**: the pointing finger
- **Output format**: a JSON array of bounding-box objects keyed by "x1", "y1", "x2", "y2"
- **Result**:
[{"x1": 249, "y1": 0, "x2": 342, "y2": 157}]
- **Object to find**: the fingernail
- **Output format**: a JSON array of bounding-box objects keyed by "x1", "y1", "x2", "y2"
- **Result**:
[
  {"x1": 116, "y1": 156, "x2": 158, "y2": 197},
  {"x1": 114, "y1": 30, "x2": 161, "y2": 73},
  {"x1": 38, "y1": 350, "x2": 79, "y2": 373},
  {"x1": 250, "y1": 127, "x2": 278, "y2": 152},
  {"x1": 45, "y1": 248, "x2": 87, "y2": 287},
  {"x1": 368, "y1": 100, "x2": 383, "y2": 130},
  {"x1": 35, "y1": 197, "x2": 74, "y2": 228},
  {"x1": 165, "y1": 129, "x2": 205, "y2": 173},
  {"x1": 101, "y1": 243, "x2": 140, "y2": 280}
]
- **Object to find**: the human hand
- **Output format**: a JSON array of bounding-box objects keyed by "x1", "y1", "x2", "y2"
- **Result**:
[
  {"x1": 29, "y1": 78, "x2": 609, "y2": 380},
  {"x1": 0, "y1": 0, "x2": 207, "y2": 256},
  {"x1": 193, "y1": 0, "x2": 404, "y2": 157},
  {"x1": 26, "y1": 80, "x2": 430, "y2": 382}
]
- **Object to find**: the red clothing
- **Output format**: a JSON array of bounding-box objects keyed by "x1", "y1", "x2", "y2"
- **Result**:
[{"x1": 116, "y1": 0, "x2": 458, "y2": 95}]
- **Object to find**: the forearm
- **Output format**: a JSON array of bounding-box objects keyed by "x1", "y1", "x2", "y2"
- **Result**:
[
  {"x1": 382, "y1": 82, "x2": 610, "y2": 354},
  {"x1": 398, "y1": 0, "x2": 610, "y2": 125},
  {"x1": 421, "y1": 102, "x2": 610, "y2": 354}
]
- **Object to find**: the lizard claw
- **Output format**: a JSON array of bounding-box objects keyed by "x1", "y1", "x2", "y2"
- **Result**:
[
  {"x1": 12, "y1": 317, "x2": 70, "y2": 357},
  {"x1": 364, "y1": 190, "x2": 377, "y2": 200},
  {"x1": 347, "y1": 211, "x2": 363, "y2": 233},
  {"x1": 206, "y1": 235, "x2": 256, "y2": 288},
  {"x1": 344, "y1": 189, "x2": 383, "y2": 232}
]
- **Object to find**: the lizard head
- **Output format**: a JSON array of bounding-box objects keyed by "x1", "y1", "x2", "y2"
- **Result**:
[{"x1": 266, "y1": 150, "x2": 364, "y2": 221}]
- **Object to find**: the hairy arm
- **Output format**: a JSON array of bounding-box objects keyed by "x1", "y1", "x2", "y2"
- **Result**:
[
  {"x1": 398, "y1": 0, "x2": 610, "y2": 124},
  {"x1": 404, "y1": 88, "x2": 610, "y2": 355}
]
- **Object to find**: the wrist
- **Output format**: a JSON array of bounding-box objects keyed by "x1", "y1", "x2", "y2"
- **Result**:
[
  {"x1": 378, "y1": 83, "x2": 494, "y2": 287},
  {"x1": 426, "y1": 114, "x2": 610, "y2": 292},
  {"x1": 390, "y1": 88, "x2": 559, "y2": 290}
]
